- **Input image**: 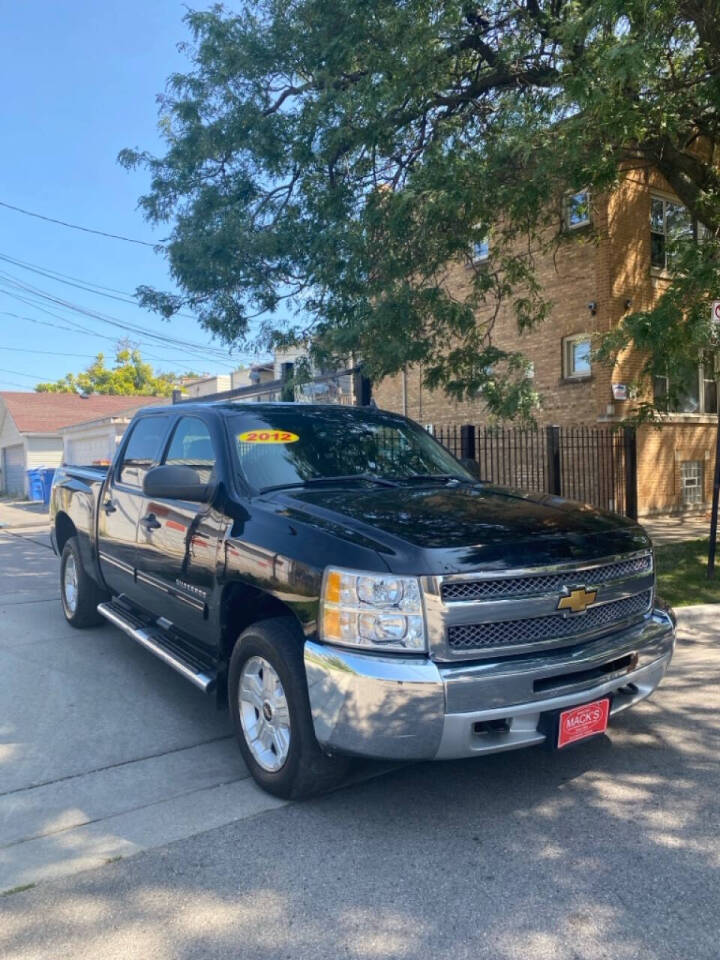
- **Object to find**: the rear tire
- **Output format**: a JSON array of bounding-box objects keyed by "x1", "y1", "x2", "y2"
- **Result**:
[
  {"x1": 60, "y1": 536, "x2": 107, "y2": 628},
  {"x1": 229, "y1": 617, "x2": 351, "y2": 799}
]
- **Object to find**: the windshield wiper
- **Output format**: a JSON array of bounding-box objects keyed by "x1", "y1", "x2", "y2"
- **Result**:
[
  {"x1": 259, "y1": 473, "x2": 400, "y2": 494},
  {"x1": 397, "y1": 474, "x2": 473, "y2": 485}
]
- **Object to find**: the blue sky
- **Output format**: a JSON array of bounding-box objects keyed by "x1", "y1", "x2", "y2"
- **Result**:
[{"x1": 0, "y1": 0, "x2": 262, "y2": 391}]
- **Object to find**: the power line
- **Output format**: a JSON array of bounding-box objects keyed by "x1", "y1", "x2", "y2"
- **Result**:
[
  {"x1": 0, "y1": 344, "x2": 125, "y2": 360},
  {"x1": 0, "y1": 251, "x2": 263, "y2": 367},
  {"x1": 0, "y1": 278, "x2": 241, "y2": 369},
  {"x1": 0, "y1": 367, "x2": 44, "y2": 381},
  {"x1": 0, "y1": 305, "x2": 206, "y2": 368},
  {"x1": 1, "y1": 307, "x2": 218, "y2": 371},
  {"x1": 0, "y1": 379, "x2": 38, "y2": 390},
  {"x1": 0, "y1": 254, "x2": 140, "y2": 306},
  {"x1": 0, "y1": 270, "x2": 234, "y2": 358},
  {"x1": 0, "y1": 251, "x2": 202, "y2": 321},
  {"x1": 0, "y1": 200, "x2": 158, "y2": 247},
  {"x1": 0, "y1": 252, "x2": 131, "y2": 296}
]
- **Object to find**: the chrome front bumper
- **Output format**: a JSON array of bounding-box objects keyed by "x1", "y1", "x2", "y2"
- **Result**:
[{"x1": 304, "y1": 610, "x2": 675, "y2": 761}]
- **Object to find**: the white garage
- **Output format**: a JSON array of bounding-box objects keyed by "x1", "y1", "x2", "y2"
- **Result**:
[
  {"x1": 63, "y1": 430, "x2": 118, "y2": 466},
  {"x1": 0, "y1": 392, "x2": 165, "y2": 496},
  {"x1": 58, "y1": 400, "x2": 165, "y2": 467}
]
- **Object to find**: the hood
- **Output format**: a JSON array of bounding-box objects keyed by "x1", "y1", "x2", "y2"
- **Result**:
[{"x1": 273, "y1": 483, "x2": 650, "y2": 575}]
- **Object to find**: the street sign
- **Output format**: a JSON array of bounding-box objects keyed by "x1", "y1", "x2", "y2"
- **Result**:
[{"x1": 712, "y1": 301, "x2": 720, "y2": 327}]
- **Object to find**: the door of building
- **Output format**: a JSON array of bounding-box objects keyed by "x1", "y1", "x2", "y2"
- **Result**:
[{"x1": 3, "y1": 444, "x2": 25, "y2": 495}]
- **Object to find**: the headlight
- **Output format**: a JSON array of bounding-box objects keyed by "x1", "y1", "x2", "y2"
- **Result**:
[{"x1": 320, "y1": 567, "x2": 427, "y2": 652}]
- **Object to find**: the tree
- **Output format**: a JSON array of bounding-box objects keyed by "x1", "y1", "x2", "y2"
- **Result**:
[
  {"x1": 35, "y1": 346, "x2": 195, "y2": 396},
  {"x1": 121, "y1": 0, "x2": 720, "y2": 419}
]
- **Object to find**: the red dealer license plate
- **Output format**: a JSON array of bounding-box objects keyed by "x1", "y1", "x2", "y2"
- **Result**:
[{"x1": 557, "y1": 698, "x2": 610, "y2": 749}]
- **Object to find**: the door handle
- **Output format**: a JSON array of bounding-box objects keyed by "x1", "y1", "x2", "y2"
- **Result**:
[
  {"x1": 141, "y1": 513, "x2": 162, "y2": 531},
  {"x1": 103, "y1": 499, "x2": 117, "y2": 514}
]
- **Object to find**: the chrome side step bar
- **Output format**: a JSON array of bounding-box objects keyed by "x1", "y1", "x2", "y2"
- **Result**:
[{"x1": 97, "y1": 601, "x2": 216, "y2": 693}]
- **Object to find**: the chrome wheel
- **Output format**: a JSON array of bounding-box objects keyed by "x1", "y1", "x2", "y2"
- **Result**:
[
  {"x1": 238, "y1": 656, "x2": 291, "y2": 772},
  {"x1": 63, "y1": 554, "x2": 78, "y2": 614}
]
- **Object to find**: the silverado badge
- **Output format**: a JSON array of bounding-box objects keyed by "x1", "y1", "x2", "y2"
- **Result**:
[{"x1": 557, "y1": 587, "x2": 597, "y2": 614}]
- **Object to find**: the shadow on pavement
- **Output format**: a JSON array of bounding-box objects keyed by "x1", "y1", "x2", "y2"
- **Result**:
[
  {"x1": 1, "y1": 620, "x2": 718, "y2": 960},
  {"x1": 0, "y1": 533, "x2": 57, "y2": 601}
]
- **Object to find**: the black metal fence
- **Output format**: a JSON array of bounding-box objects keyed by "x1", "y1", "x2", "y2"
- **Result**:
[{"x1": 433, "y1": 423, "x2": 638, "y2": 519}]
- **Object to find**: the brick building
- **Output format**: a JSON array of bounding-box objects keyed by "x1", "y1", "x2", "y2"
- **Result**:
[{"x1": 373, "y1": 169, "x2": 715, "y2": 517}]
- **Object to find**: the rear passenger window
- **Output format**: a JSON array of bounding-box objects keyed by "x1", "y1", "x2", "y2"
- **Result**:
[
  {"x1": 117, "y1": 417, "x2": 169, "y2": 486},
  {"x1": 164, "y1": 417, "x2": 216, "y2": 484}
]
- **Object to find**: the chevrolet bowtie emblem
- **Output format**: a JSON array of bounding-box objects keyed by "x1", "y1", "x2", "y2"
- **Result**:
[{"x1": 557, "y1": 587, "x2": 597, "y2": 614}]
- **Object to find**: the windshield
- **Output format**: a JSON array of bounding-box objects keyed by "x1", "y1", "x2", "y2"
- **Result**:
[{"x1": 227, "y1": 406, "x2": 472, "y2": 491}]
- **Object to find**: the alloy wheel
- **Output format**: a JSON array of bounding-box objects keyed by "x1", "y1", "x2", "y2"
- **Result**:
[
  {"x1": 238, "y1": 656, "x2": 291, "y2": 772},
  {"x1": 63, "y1": 554, "x2": 79, "y2": 614}
]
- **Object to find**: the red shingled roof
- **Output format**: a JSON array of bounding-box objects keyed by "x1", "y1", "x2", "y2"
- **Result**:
[{"x1": 0, "y1": 392, "x2": 165, "y2": 433}]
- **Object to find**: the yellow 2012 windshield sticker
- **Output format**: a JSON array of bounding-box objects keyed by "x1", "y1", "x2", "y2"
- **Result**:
[{"x1": 238, "y1": 430, "x2": 300, "y2": 444}]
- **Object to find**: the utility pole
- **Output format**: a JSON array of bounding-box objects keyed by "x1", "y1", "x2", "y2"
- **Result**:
[
  {"x1": 708, "y1": 301, "x2": 720, "y2": 578},
  {"x1": 708, "y1": 411, "x2": 720, "y2": 578}
]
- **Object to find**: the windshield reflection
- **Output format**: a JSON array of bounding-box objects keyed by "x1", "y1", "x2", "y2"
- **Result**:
[{"x1": 227, "y1": 406, "x2": 472, "y2": 491}]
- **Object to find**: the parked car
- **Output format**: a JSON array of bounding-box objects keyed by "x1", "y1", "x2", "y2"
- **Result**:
[{"x1": 50, "y1": 402, "x2": 675, "y2": 798}]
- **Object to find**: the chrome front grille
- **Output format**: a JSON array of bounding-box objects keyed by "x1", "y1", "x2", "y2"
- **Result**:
[
  {"x1": 440, "y1": 554, "x2": 652, "y2": 603},
  {"x1": 424, "y1": 550, "x2": 655, "y2": 661},
  {"x1": 447, "y1": 590, "x2": 652, "y2": 651}
]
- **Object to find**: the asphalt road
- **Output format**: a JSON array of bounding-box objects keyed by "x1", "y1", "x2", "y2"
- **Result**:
[{"x1": 1, "y1": 526, "x2": 719, "y2": 960}]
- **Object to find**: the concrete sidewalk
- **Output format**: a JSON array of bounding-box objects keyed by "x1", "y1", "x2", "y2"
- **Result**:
[
  {"x1": 0, "y1": 500, "x2": 50, "y2": 530},
  {"x1": 641, "y1": 512, "x2": 711, "y2": 545}
]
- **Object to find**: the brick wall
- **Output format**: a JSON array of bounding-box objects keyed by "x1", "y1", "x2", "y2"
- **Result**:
[
  {"x1": 372, "y1": 170, "x2": 717, "y2": 515},
  {"x1": 637, "y1": 422, "x2": 715, "y2": 515},
  {"x1": 374, "y1": 191, "x2": 615, "y2": 425}
]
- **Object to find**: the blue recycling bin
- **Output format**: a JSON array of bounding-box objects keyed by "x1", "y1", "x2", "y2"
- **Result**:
[
  {"x1": 41, "y1": 468, "x2": 56, "y2": 505},
  {"x1": 27, "y1": 469, "x2": 45, "y2": 502},
  {"x1": 26, "y1": 467, "x2": 56, "y2": 504}
]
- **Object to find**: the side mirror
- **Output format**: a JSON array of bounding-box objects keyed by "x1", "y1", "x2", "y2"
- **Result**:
[
  {"x1": 143, "y1": 465, "x2": 213, "y2": 503},
  {"x1": 460, "y1": 458, "x2": 483, "y2": 481}
]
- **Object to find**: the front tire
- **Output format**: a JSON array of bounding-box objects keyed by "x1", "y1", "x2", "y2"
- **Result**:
[
  {"x1": 229, "y1": 617, "x2": 350, "y2": 799},
  {"x1": 60, "y1": 536, "x2": 107, "y2": 628}
]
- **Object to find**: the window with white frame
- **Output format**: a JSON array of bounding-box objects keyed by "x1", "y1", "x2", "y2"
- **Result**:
[
  {"x1": 472, "y1": 233, "x2": 490, "y2": 262},
  {"x1": 653, "y1": 355, "x2": 718, "y2": 414},
  {"x1": 650, "y1": 195, "x2": 694, "y2": 271},
  {"x1": 565, "y1": 191, "x2": 591, "y2": 230},
  {"x1": 563, "y1": 334, "x2": 592, "y2": 379},
  {"x1": 681, "y1": 460, "x2": 703, "y2": 506}
]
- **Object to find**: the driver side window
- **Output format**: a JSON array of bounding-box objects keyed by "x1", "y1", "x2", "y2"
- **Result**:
[
  {"x1": 117, "y1": 416, "x2": 169, "y2": 487},
  {"x1": 163, "y1": 417, "x2": 216, "y2": 484}
]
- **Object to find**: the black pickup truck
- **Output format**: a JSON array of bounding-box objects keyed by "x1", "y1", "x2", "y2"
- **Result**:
[{"x1": 50, "y1": 402, "x2": 675, "y2": 798}]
